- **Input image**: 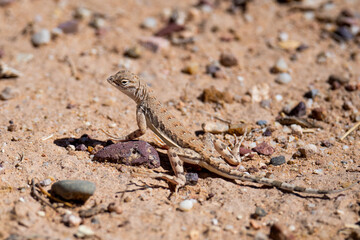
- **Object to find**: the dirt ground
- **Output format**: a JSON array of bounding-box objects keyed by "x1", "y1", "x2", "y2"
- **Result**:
[{"x1": 1, "y1": 0, "x2": 360, "y2": 239}]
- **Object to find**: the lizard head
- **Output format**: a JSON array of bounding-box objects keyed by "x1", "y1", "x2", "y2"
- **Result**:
[{"x1": 107, "y1": 70, "x2": 141, "y2": 100}]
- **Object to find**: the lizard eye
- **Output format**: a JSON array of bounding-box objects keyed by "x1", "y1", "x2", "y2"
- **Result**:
[{"x1": 121, "y1": 79, "x2": 129, "y2": 86}]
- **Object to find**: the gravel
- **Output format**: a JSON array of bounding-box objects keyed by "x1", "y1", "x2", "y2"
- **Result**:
[
  {"x1": 31, "y1": 29, "x2": 51, "y2": 46},
  {"x1": 275, "y1": 73, "x2": 292, "y2": 84}
]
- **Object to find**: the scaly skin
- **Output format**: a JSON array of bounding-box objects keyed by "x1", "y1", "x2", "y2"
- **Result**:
[{"x1": 104, "y1": 70, "x2": 357, "y2": 195}]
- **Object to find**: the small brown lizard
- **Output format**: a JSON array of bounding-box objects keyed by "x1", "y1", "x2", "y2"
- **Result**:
[{"x1": 103, "y1": 70, "x2": 356, "y2": 195}]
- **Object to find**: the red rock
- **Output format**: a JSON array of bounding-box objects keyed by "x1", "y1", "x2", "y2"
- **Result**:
[
  {"x1": 252, "y1": 142, "x2": 274, "y2": 156},
  {"x1": 94, "y1": 140, "x2": 160, "y2": 168}
]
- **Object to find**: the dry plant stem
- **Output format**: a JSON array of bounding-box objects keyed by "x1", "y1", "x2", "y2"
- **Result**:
[
  {"x1": 340, "y1": 121, "x2": 360, "y2": 141},
  {"x1": 36, "y1": 183, "x2": 74, "y2": 208},
  {"x1": 64, "y1": 55, "x2": 80, "y2": 80},
  {"x1": 31, "y1": 178, "x2": 58, "y2": 212}
]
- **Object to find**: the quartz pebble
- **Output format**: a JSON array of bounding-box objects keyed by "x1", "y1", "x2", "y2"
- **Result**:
[
  {"x1": 75, "y1": 225, "x2": 95, "y2": 238},
  {"x1": 51, "y1": 180, "x2": 96, "y2": 202},
  {"x1": 40, "y1": 178, "x2": 52, "y2": 186},
  {"x1": 179, "y1": 199, "x2": 196, "y2": 211},
  {"x1": 74, "y1": 7, "x2": 92, "y2": 19},
  {"x1": 31, "y1": 29, "x2": 51, "y2": 46},
  {"x1": 62, "y1": 213, "x2": 82, "y2": 227},
  {"x1": 275, "y1": 73, "x2": 292, "y2": 84},
  {"x1": 141, "y1": 17, "x2": 158, "y2": 29},
  {"x1": 273, "y1": 58, "x2": 288, "y2": 73}
]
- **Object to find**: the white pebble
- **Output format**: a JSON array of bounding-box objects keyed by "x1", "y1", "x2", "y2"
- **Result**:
[
  {"x1": 289, "y1": 225, "x2": 296, "y2": 231},
  {"x1": 291, "y1": 124, "x2": 303, "y2": 136},
  {"x1": 37, "y1": 211, "x2": 46, "y2": 217},
  {"x1": 274, "y1": 58, "x2": 288, "y2": 72},
  {"x1": 236, "y1": 215, "x2": 243, "y2": 220},
  {"x1": 342, "y1": 145, "x2": 349, "y2": 150},
  {"x1": 278, "y1": 32, "x2": 289, "y2": 41},
  {"x1": 31, "y1": 29, "x2": 51, "y2": 46},
  {"x1": 224, "y1": 225, "x2": 234, "y2": 231},
  {"x1": 141, "y1": 17, "x2": 158, "y2": 29},
  {"x1": 275, "y1": 73, "x2": 292, "y2": 84},
  {"x1": 75, "y1": 225, "x2": 94, "y2": 238},
  {"x1": 179, "y1": 199, "x2": 195, "y2": 211},
  {"x1": 305, "y1": 144, "x2": 318, "y2": 153},
  {"x1": 313, "y1": 169, "x2": 324, "y2": 175},
  {"x1": 211, "y1": 218, "x2": 218, "y2": 225},
  {"x1": 275, "y1": 94, "x2": 283, "y2": 101}
]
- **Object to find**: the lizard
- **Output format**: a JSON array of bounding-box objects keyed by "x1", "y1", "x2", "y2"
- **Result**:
[{"x1": 103, "y1": 69, "x2": 357, "y2": 195}]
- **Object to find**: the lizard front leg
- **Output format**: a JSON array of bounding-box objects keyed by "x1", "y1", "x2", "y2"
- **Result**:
[{"x1": 102, "y1": 105, "x2": 147, "y2": 141}]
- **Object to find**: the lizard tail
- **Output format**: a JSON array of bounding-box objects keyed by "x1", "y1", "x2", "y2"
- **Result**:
[{"x1": 202, "y1": 161, "x2": 358, "y2": 194}]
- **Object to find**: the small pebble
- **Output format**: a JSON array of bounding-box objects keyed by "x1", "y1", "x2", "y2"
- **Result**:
[
  {"x1": 211, "y1": 218, "x2": 218, "y2": 225},
  {"x1": 254, "y1": 232, "x2": 268, "y2": 240},
  {"x1": 31, "y1": 29, "x2": 51, "y2": 46},
  {"x1": 320, "y1": 140, "x2": 332, "y2": 148},
  {"x1": 185, "y1": 172, "x2": 198, "y2": 185},
  {"x1": 206, "y1": 63, "x2": 220, "y2": 77},
  {"x1": 74, "y1": 7, "x2": 92, "y2": 19},
  {"x1": 269, "y1": 224, "x2": 291, "y2": 240},
  {"x1": 62, "y1": 213, "x2": 82, "y2": 227},
  {"x1": 182, "y1": 62, "x2": 199, "y2": 75},
  {"x1": 275, "y1": 73, "x2": 292, "y2": 84},
  {"x1": 275, "y1": 94, "x2": 283, "y2": 101},
  {"x1": 270, "y1": 156, "x2": 286, "y2": 166},
  {"x1": 139, "y1": 36, "x2": 170, "y2": 52},
  {"x1": 66, "y1": 144, "x2": 76, "y2": 151},
  {"x1": 239, "y1": 147, "x2": 252, "y2": 157},
  {"x1": 333, "y1": 26, "x2": 353, "y2": 42},
  {"x1": 141, "y1": 17, "x2": 158, "y2": 29},
  {"x1": 313, "y1": 169, "x2": 324, "y2": 175},
  {"x1": 291, "y1": 124, "x2": 303, "y2": 136},
  {"x1": 219, "y1": 52, "x2": 238, "y2": 67},
  {"x1": 328, "y1": 74, "x2": 349, "y2": 89},
  {"x1": 107, "y1": 202, "x2": 122, "y2": 214},
  {"x1": 252, "y1": 207, "x2": 267, "y2": 219},
  {"x1": 304, "y1": 89, "x2": 319, "y2": 99},
  {"x1": 273, "y1": 58, "x2": 288, "y2": 73},
  {"x1": 51, "y1": 180, "x2": 96, "y2": 202},
  {"x1": 256, "y1": 120, "x2": 267, "y2": 126},
  {"x1": 252, "y1": 142, "x2": 274, "y2": 156},
  {"x1": 90, "y1": 17, "x2": 106, "y2": 29},
  {"x1": 75, "y1": 225, "x2": 94, "y2": 238},
  {"x1": 124, "y1": 46, "x2": 142, "y2": 58},
  {"x1": 40, "y1": 178, "x2": 52, "y2": 186},
  {"x1": 309, "y1": 107, "x2": 326, "y2": 121},
  {"x1": 76, "y1": 144, "x2": 87, "y2": 151},
  {"x1": 263, "y1": 128, "x2": 272, "y2": 136},
  {"x1": 0, "y1": 87, "x2": 18, "y2": 100},
  {"x1": 179, "y1": 199, "x2": 195, "y2": 211},
  {"x1": 342, "y1": 145, "x2": 349, "y2": 150},
  {"x1": 37, "y1": 211, "x2": 46, "y2": 217},
  {"x1": 288, "y1": 101, "x2": 306, "y2": 117},
  {"x1": 57, "y1": 20, "x2": 79, "y2": 34}
]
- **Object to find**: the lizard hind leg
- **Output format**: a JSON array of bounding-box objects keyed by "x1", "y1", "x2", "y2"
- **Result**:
[
  {"x1": 213, "y1": 139, "x2": 242, "y2": 165},
  {"x1": 166, "y1": 148, "x2": 187, "y2": 192}
]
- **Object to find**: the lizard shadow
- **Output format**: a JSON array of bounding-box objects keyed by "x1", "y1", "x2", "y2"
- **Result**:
[{"x1": 53, "y1": 134, "x2": 113, "y2": 150}]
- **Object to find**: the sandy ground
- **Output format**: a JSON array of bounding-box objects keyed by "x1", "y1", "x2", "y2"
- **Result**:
[{"x1": 1, "y1": 0, "x2": 360, "y2": 239}]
